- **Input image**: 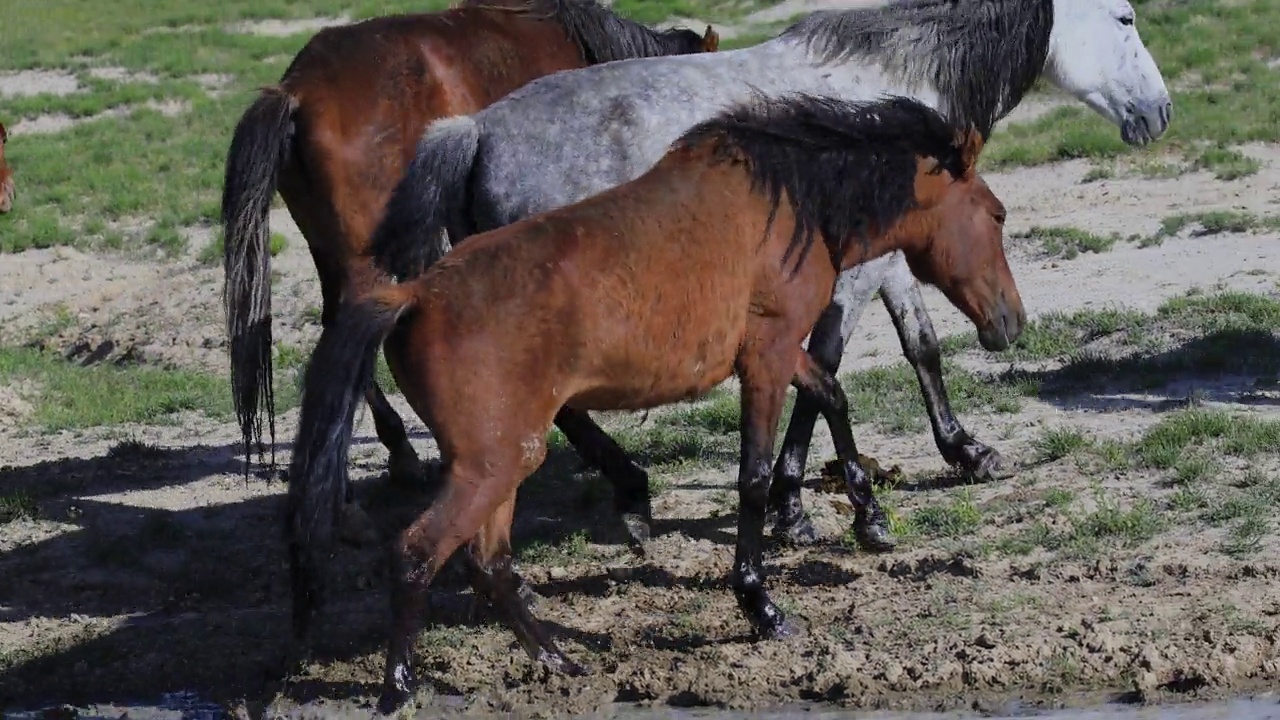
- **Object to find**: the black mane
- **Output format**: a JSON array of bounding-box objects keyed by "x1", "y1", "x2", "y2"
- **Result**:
[
  {"x1": 781, "y1": 0, "x2": 1053, "y2": 139},
  {"x1": 519, "y1": 0, "x2": 709, "y2": 64},
  {"x1": 678, "y1": 94, "x2": 969, "y2": 273}
]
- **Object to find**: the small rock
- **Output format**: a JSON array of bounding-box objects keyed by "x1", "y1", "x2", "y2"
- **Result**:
[
  {"x1": 549, "y1": 566, "x2": 568, "y2": 580},
  {"x1": 975, "y1": 632, "x2": 998, "y2": 649}
]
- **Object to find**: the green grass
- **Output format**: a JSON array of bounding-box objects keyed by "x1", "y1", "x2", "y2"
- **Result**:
[
  {"x1": 1034, "y1": 428, "x2": 1091, "y2": 462},
  {"x1": 905, "y1": 488, "x2": 982, "y2": 538},
  {"x1": 0, "y1": 491, "x2": 40, "y2": 523},
  {"x1": 0, "y1": 347, "x2": 232, "y2": 430},
  {"x1": 945, "y1": 291, "x2": 1280, "y2": 384},
  {"x1": 1014, "y1": 226, "x2": 1117, "y2": 260},
  {"x1": 841, "y1": 361, "x2": 1035, "y2": 435},
  {"x1": 983, "y1": 0, "x2": 1280, "y2": 169}
]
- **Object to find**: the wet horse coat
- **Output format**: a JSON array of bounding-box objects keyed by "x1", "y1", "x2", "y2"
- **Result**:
[
  {"x1": 220, "y1": 0, "x2": 717, "y2": 499},
  {"x1": 369, "y1": 0, "x2": 1172, "y2": 549},
  {"x1": 288, "y1": 95, "x2": 1022, "y2": 710}
]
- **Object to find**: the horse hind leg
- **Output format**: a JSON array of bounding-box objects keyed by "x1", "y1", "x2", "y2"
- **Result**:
[
  {"x1": 553, "y1": 408, "x2": 653, "y2": 549},
  {"x1": 878, "y1": 256, "x2": 1011, "y2": 482},
  {"x1": 732, "y1": 333, "x2": 806, "y2": 639},
  {"x1": 379, "y1": 439, "x2": 548, "y2": 713},
  {"x1": 463, "y1": 494, "x2": 587, "y2": 675}
]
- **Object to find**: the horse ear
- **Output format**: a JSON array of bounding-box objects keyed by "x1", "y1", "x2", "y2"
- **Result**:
[
  {"x1": 702, "y1": 26, "x2": 720, "y2": 52},
  {"x1": 954, "y1": 126, "x2": 984, "y2": 176}
]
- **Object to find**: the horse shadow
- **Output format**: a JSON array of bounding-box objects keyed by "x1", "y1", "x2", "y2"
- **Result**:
[
  {"x1": 1019, "y1": 328, "x2": 1280, "y2": 413},
  {"x1": 0, "y1": 424, "x2": 758, "y2": 709}
]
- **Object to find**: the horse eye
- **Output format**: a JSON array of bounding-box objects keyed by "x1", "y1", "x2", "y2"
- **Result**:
[{"x1": 1118, "y1": 15, "x2": 1134, "y2": 26}]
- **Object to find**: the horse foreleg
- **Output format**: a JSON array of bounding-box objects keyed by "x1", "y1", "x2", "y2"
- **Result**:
[
  {"x1": 733, "y1": 337, "x2": 802, "y2": 639},
  {"x1": 553, "y1": 408, "x2": 653, "y2": 549},
  {"x1": 879, "y1": 256, "x2": 1011, "y2": 481},
  {"x1": 769, "y1": 264, "x2": 880, "y2": 545},
  {"x1": 791, "y1": 353, "x2": 896, "y2": 552}
]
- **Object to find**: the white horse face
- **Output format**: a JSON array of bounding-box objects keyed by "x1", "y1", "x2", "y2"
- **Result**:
[{"x1": 1044, "y1": 0, "x2": 1172, "y2": 146}]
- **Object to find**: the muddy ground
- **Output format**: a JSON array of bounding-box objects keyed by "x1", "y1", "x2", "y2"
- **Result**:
[{"x1": 4, "y1": 9, "x2": 1280, "y2": 716}]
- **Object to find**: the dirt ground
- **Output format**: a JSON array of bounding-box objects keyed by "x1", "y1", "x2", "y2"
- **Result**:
[{"x1": 5, "y1": 55, "x2": 1280, "y2": 720}]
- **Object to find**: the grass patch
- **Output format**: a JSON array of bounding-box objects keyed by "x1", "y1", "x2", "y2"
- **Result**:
[
  {"x1": 1014, "y1": 226, "x2": 1117, "y2": 260},
  {"x1": 0, "y1": 347, "x2": 232, "y2": 429},
  {"x1": 905, "y1": 489, "x2": 982, "y2": 539},
  {"x1": 954, "y1": 291, "x2": 1280, "y2": 388},
  {"x1": 841, "y1": 362, "x2": 1035, "y2": 434},
  {"x1": 1194, "y1": 145, "x2": 1261, "y2": 181},
  {"x1": 516, "y1": 529, "x2": 592, "y2": 564},
  {"x1": 1034, "y1": 428, "x2": 1092, "y2": 462},
  {"x1": 1150, "y1": 210, "x2": 1280, "y2": 244},
  {"x1": 0, "y1": 492, "x2": 40, "y2": 523},
  {"x1": 1133, "y1": 409, "x2": 1280, "y2": 470}
]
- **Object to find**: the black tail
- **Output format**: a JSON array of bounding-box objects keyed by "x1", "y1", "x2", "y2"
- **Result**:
[
  {"x1": 221, "y1": 88, "x2": 296, "y2": 473},
  {"x1": 368, "y1": 115, "x2": 480, "y2": 282},
  {"x1": 287, "y1": 284, "x2": 418, "y2": 639}
]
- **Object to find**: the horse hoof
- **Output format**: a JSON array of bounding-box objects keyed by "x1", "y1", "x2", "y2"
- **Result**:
[
  {"x1": 766, "y1": 616, "x2": 804, "y2": 640},
  {"x1": 337, "y1": 501, "x2": 380, "y2": 547},
  {"x1": 969, "y1": 447, "x2": 1014, "y2": 482},
  {"x1": 377, "y1": 687, "x2": 411, "y2": 715},
  {"x1": 773, "y1": 516, "x2": 821, "y2": 546},
  {"x1": 388, "y1": 450, "x2": 426, "y2": 489},
  {"x1": 540, "y1": 649, "x2": 589, "y2": 676},
  {"x1": 516, "y1": 578, "x2": 542, "y2": 611},
  {"x1": 621, "y1": 511, "x2": 651, "y2": 549},
  {"x1": 856, "y1": 522, "x2": 898, "y2": 553}
]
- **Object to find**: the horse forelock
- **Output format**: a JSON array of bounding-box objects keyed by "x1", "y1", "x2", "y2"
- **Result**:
[
  {"x1": 679, "y1": 94, "x2": 965, "y2": 274},
  {"x1": 781, "y1": 0, "x2": 1053, "y2": 138},
  {"x1": 526, "y1": 0, "x2": 695, "y2": 64}
]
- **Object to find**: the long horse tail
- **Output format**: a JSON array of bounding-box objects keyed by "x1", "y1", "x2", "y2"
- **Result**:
[
  {"x1": 287, "y1": 282, "x2": 419, "y2": 639},
  {"x1": 369, "y1": 115, "x2": 480, "y2": 282},
  {"x1": 221, "y1": 86, "x2": 297, "y2": 472}
]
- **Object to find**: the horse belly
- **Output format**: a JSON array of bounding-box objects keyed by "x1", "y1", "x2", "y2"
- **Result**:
[{"x1": 567, "y1": 291, "x2": 747, "y2": 411}]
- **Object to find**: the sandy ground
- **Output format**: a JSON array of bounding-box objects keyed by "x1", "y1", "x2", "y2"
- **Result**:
[{"x1": 3, "y1": 3, "x2": 1280, "y2": 716}]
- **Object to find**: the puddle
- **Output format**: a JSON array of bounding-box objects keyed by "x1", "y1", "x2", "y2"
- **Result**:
[{"x1": 5, "y1": 695, "x2": 1280, "y2": 720}]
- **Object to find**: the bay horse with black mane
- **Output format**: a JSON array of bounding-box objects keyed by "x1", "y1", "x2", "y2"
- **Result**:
[
  {"x1": 0, "y1": 122, "x2": 13, "y2": 214},
  {"x1": 220, "y1": 0, "x2": 718, "y2": 528},
  {"x1": 285, "y1": 94, "x2": 1024, "y2": 710}
]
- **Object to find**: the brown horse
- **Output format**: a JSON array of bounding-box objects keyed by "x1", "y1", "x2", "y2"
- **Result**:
[
  {"x1": 220, "y1": 0, "x2": 718, "y2": 507},
  {"x1": 285, "y1": 94, "x2": 1024, "y2": 710},
  {"x1": 0, "y1": 122, "x2": 13, "y2": 214}
]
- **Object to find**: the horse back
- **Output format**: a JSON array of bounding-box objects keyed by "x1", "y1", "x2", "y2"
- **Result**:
[{"x1": 273, "y1": 6, "x2": 587, "y2": 262}]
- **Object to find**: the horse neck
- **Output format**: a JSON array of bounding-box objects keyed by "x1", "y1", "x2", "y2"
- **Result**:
[
  {"x1": 774, "y1": 1, "x2": 1052, "y2": 135},
  {"x1": 835, "y1": 213, "x2": 933, "y2": 274},
  {"x1": 556, "y1": 3, "x2": 689, "y2": 63}
]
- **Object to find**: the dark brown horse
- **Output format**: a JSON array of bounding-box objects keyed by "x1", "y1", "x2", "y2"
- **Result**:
[
  {"x1": 220, "y1": 0, "x2": 719, "y2": 520},
  {"x1": 285, "y1": 94, "x2": 1023, "y2": 710},
  {"x1": 0, "y1": 122, "x2": 13, "y2": 214}
]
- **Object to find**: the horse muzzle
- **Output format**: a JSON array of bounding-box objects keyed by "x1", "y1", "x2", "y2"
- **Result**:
[
  {"x1": 1120, "y1": 96, "x2": 1173, "y2": 146},
  {"x1": 977, "y1": 296, "x2": 1026, "y2": 352}
]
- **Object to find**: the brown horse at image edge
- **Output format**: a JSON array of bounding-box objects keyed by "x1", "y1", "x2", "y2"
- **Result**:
[
  {"x1": 0, "y1": 122, "x2": 14, "y2": 214},
  {"x1": 285, "y1": 94, "x2": 1025, "y2": 710},
  {"x1": 220, "y1": 0, "x2": 718, "y2": 521}
]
